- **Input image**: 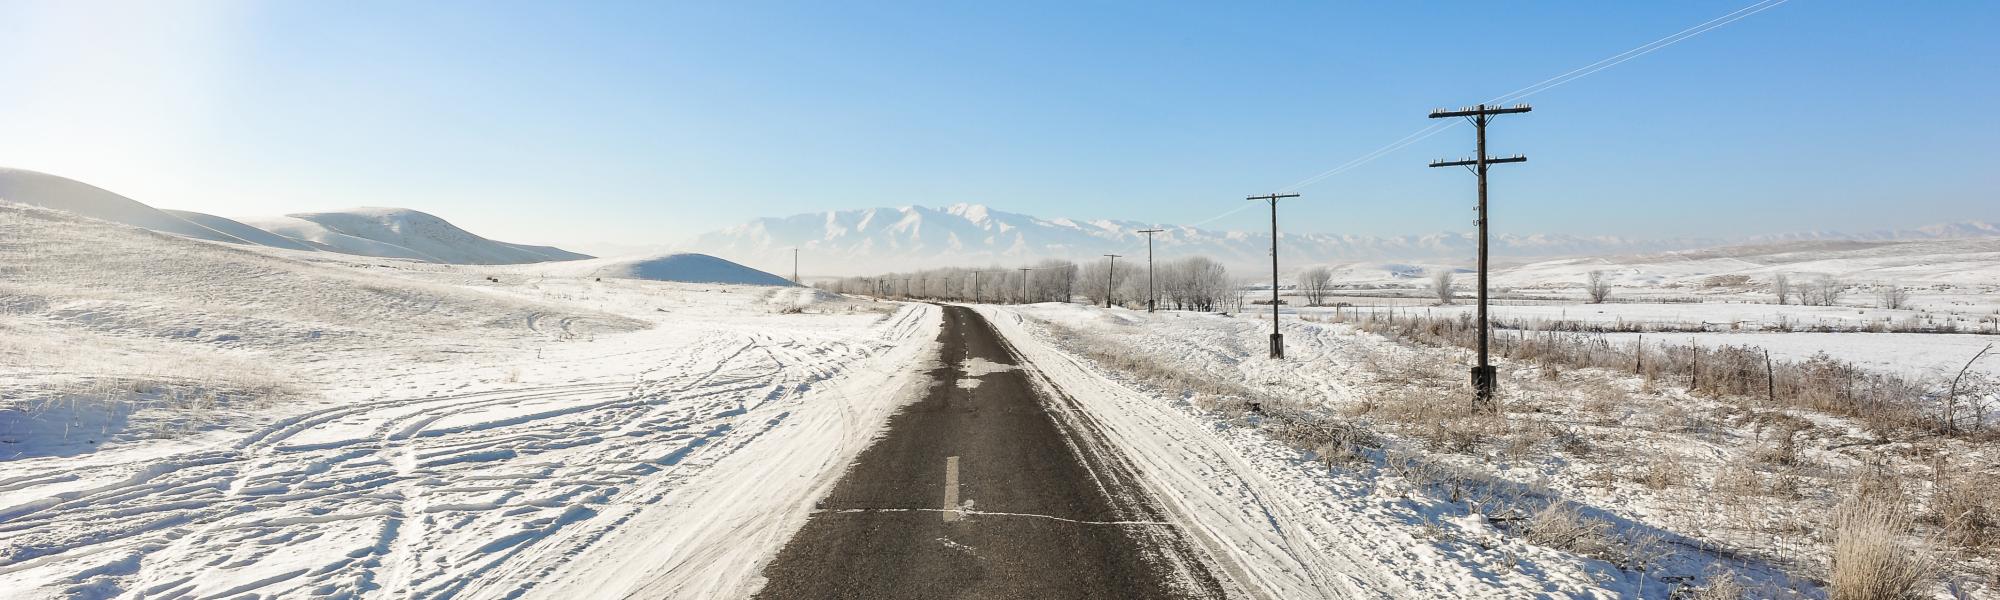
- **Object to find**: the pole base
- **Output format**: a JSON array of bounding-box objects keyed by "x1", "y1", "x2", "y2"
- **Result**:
[
  {"x1": 1470, "y1": 365, "x2": 1497, "y2": 405},
  {"x1": 1269, "y1": 333, "x2": 1285, "y2": 359}
]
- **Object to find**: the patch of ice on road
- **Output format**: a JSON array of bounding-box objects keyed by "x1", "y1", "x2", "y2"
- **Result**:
[
  {"x1": 959, "y1": 357, "x2": 1014, "y2": 377},
  {"x1": 955, "y1": 357, "x2": 1014, "y2": 390}
]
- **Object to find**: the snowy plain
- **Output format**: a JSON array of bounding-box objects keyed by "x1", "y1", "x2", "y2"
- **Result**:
[
  {"x1": 0, "y1": 203, "x2": 940, "y2": 599},
  {"x1": 981, "y1": 301, "x2": 1997, "y2": 599}
]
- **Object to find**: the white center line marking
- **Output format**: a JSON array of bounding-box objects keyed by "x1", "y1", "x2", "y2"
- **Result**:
[{"x1": 942, "y1": 456, "x2": 961, "y2": 522}]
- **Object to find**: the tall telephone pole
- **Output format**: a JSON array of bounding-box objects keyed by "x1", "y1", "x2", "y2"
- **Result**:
[
  {"x1": 1017, "y1": 268, "x2": 1034, "y2": 304},
  {"x1": 1100, "y1": 255, "x2": 1122, "y2": 308},
  {"x1": 902, "y1": 277, "x2": 912, "y2": 299},
  {"x1": 1428, "y1": 102, "x2": 1531, "y2": 408},
  {"x1": 791, "y1": 248, "x2": 800, "y2": 284},
  {"x1": 1247, "y1": 193, "x2": 1299, "y2": 359},
  {"x1": 972, "y1": 271, "x2": 987, "y2": 303},
  {"x1": 1135, "y1": 229, "x2": 1164, "y2": 312}
]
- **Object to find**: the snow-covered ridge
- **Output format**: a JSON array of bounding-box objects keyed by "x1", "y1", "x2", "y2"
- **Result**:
[
  {"x1": 677, "y1": 203, "x2": 2000, "y2": 276},
  {"x1": 0, "y1": 167, "x2": 590, "y2": 265}
]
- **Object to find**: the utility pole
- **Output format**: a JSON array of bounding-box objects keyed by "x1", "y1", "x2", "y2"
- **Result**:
[
  {"x1": 1247, "y1": 193, "x2": 1299, "y2": 359},
  {"x1": 791, "y1": 248, "x2": 800, "y2": 284},
  {"x1": 1428, "y1": 102, "x2": 1531, "y2": 409},
  {"x1": 1101, "y1": 255, "x2": 1122, "y2": 308},
  {"x1": 902, "y1": 277, "x2": 912, "y2": 299},
  {"x1": 972, "y1": 271, "x2": 986, "y2": 304},
  {"x1": 1136, "y1": 229, "x2": 1164, "y2": 312},
  {"x1": 1018, "y1": 267, "x2": 1033, "y2": 305}
]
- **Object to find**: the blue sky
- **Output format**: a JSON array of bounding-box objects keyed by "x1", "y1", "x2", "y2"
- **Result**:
[{"x1": 2, "y1": 1, "x2": 1993, "y2": 252}]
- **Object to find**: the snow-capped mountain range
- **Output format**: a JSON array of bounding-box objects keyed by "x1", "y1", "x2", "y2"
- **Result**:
[{"x1": 675, "y1": 203, "x2": 2000, "y2": 275}]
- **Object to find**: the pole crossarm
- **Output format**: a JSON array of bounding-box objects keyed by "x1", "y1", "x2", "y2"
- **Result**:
[
  {"x1": 1246, "y1": 193, "x2": 1301, "y2": 202},
  {"x1": 1429, "y1": 155, "x2": 1527, "y2": 168},
  {"x1": 1428, "y1": 104, "x2": 1532, "y2": 118}
]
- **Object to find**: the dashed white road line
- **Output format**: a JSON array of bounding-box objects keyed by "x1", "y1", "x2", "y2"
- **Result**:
[{"x1": 942, "y1": 456, "x2": 961, "y2": 522}]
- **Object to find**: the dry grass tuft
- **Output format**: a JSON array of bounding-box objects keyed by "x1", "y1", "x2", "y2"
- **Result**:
[
  {"x1": 1828, "y1": 481, "x2": 1935, "y2": 600},
  {"x1": 1520, "y1": 501, "x2": 1617, "y2": 560}
]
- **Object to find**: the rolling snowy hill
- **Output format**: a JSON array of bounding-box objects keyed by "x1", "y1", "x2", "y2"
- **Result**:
[
  {"x1": 0, "y1": 167, "x2": 591, "y2": 265},
  {"x1": 163, "y1": 209, "x2": 320, "y2": 251},
  {"x1": 0, "y1": 168, "x2": 250, "y2": 245},
  {"x1": 243, "y1": 208, "x2": 592, "y2": 265},
  {"x1": 677, "y1": 203, "x2": 2000, "y2": 276},
  {"x1": 522, "y1": 252, "x2": 799, "y2": 287}
]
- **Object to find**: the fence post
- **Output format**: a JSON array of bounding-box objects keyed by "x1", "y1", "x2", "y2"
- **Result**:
[
  {"x1": 1765, "y1": 349, "x2": 1776, "y2": 406},
  {"x1": 1690, "y1": 343, "x2": 1700, "y2": 394}
]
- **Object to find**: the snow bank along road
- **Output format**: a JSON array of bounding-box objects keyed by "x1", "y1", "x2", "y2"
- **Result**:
[
  {"x1": 0, "y1": 287, "x2": 941, "y2": 599},
  {"x1": 753, "y1": 305, "x2": 1232, "y2": 599}
]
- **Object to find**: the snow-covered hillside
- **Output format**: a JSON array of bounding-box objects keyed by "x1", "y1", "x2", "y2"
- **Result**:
[
  {"x1": 523, "y1": 252, "x2": 798, "y2": 287},
  {"x1": 676, "y1": 203, "x2": 2000, "y2": 276},
  {"x1": 0, "y1": 168, "x2": 250, "y2": 245},
  {"x1": 162, "y1": 209, "x2": 320, "y2": 251},
  {"x1": 0, "y1": 167, "x2": 591, "y2": 266},
  {"x1": 244, "y1": 208, "x2": 591, "y2": 265}
]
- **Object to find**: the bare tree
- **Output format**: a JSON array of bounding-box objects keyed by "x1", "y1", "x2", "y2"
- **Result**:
[
  {"x1": 1586, "y1": 270, "x2": 1613, "y2": 304},
  {"x1": 1080, "y1": 259, "x2": 1129, "y2": 307},
  {"x1": 1876, "y1": 283, "x2": 1910, "y2": 310},
  {"x1": 1430, "y1": 269, "x2": 1456, "y2": 305},
  {"x1": 1299, "y1": 266, "x2": 1333, "y2": 307},
  {"x1": 1810, "y1": 275, "x2": 1847, "y2": 306},
  {"x1": 1031, "y1": 259, "x2": 1078, "y2": 303},
  {"x1": 1772, "y1": 273, "x2": 1791, "y2": 305}
]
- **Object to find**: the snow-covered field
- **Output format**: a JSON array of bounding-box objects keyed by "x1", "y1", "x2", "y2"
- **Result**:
[
  {"x1": 1290, "y1": 302, "x2": 2000, "y2": 379},
  {"x1": 985, "y1": 302, "x2": 1998, "y2": 599},
  {"x1": 0, "y1": 203, "x2": 940, "y2": 599}
]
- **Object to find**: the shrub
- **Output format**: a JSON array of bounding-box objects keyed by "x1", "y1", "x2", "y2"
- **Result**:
[{"x1": 1520, "y1": 502, "x2": 1617, "y2": 560}]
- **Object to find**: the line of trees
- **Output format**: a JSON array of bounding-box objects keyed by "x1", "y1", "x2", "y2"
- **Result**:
[{"x1": 819, "y1": 256, "x2": 1248, "y2": 312}]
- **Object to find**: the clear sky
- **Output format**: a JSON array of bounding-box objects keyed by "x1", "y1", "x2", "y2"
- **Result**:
[{"x1": 2, "y1": 1, "x2": 1993, "y2": 253}]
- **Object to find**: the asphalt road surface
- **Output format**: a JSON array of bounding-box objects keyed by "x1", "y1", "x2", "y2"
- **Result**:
[{"x1": 753, "y1": 305, "x2": 1230, "y2": 599}]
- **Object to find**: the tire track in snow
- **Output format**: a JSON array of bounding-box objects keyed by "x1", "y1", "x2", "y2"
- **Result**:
[{"x1": 0, "y1": 307, "x2": 919, "y2": 599}]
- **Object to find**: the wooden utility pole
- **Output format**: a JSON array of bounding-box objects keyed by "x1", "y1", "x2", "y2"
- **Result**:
[
  {"x1": 1136, "y1": 229, "x2": 1164, "y2": 312},
  {"x1": 902, "y1": 277, "x2": 912, "y2": 299},
  {"x1": 1101, "y1": 255, "x2": 1122, "y2": 308},
  {"x1": 1429, "y1": 102, "x2": 1532, "y2": 408},
  {"x1": 1247, "y1": 193, "x2": 1299, "y2": 359},
  {"x1": 972, "y1": 271, "x2": 987, "y2": 304},
  {"x1": 1017, "y1": 268, "x2": 1034, "y2": 304},
  {"x1": 791, "y1": 248, "x2": 800, "y2": 284}
]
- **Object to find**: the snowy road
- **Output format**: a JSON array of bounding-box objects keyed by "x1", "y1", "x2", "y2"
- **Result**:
[
  {"x1": 753, "y1": 305, "x2": 1231, "y2": 599},
  {"x1": 0, "y1": 301, "x2": 940, "y2": 599}
]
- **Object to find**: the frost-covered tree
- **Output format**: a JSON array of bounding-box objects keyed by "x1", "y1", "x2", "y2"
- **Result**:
[
  {"x1": 1299, "y1": 266, "x2": 1333, "y2": 307},
  {"x1": 1876, "y1": 283, "x2": 1909, "y2": 310},
  {"x1": 1586, "y1": 270, "x2": 1613, "y2": 304},
  {"x1": 1431, "y1": 269, "x2": 1456, "y2": 305}
]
